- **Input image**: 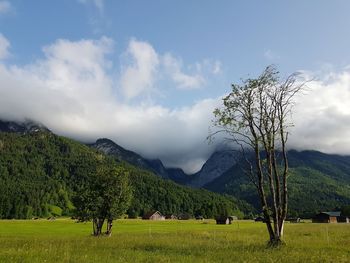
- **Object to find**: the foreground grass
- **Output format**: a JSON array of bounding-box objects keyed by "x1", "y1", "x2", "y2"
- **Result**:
[{"x1": 0, "y1": 219, "x2": 349, "y2": 262}]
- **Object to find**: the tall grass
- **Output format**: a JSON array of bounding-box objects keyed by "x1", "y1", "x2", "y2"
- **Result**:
[{"x1": 0, "y1": 219, "x2": 349, "y2": 262}]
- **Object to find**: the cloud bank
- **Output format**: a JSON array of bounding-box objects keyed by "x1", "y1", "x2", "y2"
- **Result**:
[
  {"x1": 0, "y1": 35, "x2": 219, "y2": 173},
  {"x1": 1, "y1": 34, "x2": 350, "y2": 173}
]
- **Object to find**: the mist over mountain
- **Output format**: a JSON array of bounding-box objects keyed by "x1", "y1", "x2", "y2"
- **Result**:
[
  {"x1": 2, "y1": 118, "x2": 350, "y2": 217},
  {"x1": 0, "y1": 119, "x2": 50, "y2": 134}
]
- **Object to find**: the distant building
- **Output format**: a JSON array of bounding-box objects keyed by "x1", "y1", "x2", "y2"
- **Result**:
[
  {"x1": 312, "y1": 212, "x2": 340, "y2": 223},
  {"x1": 337, "y1": 215, "x2": 349, "y2": 223},
  {"x1": 216, "y1": 216, "x2": 236, "y2": 225},
  {"x1": 165, "y1": 214, "x2": 177, "y2": 220},
  {"x1": 177, "y1": 213, "x2": 191, "y2": 220},
  {"x1": 254, "y1": 216, "x2": 265, "y2": 222},
  {"x1": 142, "y1": 211, "x2": 165, "y2": 220}
]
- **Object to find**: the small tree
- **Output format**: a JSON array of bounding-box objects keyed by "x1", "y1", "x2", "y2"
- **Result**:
[
  {"x1": 74, "y1": 164, "x2": 132, "y2": 236},
  {"x1": 211, "y1": 66, "x2": 305, "y2": 246}
]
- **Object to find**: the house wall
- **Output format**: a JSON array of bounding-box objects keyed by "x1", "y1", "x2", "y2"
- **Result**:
[
  {"x1": 150, "y1": 213, "x2": 165, "y2": 220},
  {"x1": 312, "y1": 215, "x2": 330, "y2": 223},
  {"x1": 329, "y1": 216, "x2": 337, "y2": 223}
]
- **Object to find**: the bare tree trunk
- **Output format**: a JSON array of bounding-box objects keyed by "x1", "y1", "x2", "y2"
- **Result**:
[
  {"x1": 93, "y1": 218, "x2": 98, "y2": 236},
  {"x1": 106, "y1": 218, "x2": 113, "y2": 237}
]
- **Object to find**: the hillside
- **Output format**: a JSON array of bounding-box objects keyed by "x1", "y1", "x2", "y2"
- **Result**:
[
  {"x1": 90, "y1": 138, "x2": 192, "y2": 184},
  {"x1": 204, "y1": 150, "x2": 350, "y2": 217},
  {"x1": 0, "y1": 126, "x2": 247, "y2": 219}
]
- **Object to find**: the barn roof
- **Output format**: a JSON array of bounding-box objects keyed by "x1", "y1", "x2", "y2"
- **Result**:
[{"x1": 319, "y1": 211, "x2": 341, "y2": 217}]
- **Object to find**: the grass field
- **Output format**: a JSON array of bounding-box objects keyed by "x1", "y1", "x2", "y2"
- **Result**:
[{"x1": 0, "y1": 219, "x2": 349, "y2": 262}]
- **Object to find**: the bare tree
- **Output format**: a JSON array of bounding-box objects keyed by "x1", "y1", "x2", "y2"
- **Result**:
[{"x1": 211, "y1": 65, "x2": 305, "y2": 246}]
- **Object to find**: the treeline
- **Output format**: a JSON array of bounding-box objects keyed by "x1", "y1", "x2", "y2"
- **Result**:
[
  {"x1": 124, "y1": 163, "x2": 248, "y2": 218},
  {"x1": 0, "y1": 131, "x2": 248, "y2": 219},
  {"x1": 205, "y1": 151, "x2": 350, "y2": 218}
]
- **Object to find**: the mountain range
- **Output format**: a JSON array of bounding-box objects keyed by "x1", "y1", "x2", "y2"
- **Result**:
[
  {"x1": 88, "y1": 126, "x2": 350, "y2": 217},
  {"x1": 0, "y1": 119, "x2": 246, "y2": 219},
  {"x1": 1, "y1": 119, "x2": 350, "y2": 218}
]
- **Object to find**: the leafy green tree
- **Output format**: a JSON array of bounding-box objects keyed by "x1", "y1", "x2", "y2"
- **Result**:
[{"x1": 74, "y1": 165, "x2": 132, "y2": 236}]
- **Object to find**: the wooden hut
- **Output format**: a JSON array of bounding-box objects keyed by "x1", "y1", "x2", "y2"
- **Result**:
[
  {"x1": 254, "y1": 216, "x2": 264, "y2": 222},
  {"x1": 165, "y1": 214, "x2": 177, "y2": 220},
  {"x1": 337, "y1": 215, "x2": 349, "y2": 223},
  {"x1": 216, "y1": 216, "x2": 235, "y2": 225},
  {"x1": 312, "y1": 212, "x2": 340, "y2": 223},
  {"x1": 142, "y1": 211, "x2": 165, "y2": 220},
  {"x1": 177, "y1": 213, "x2": 191, "y2": 220}
]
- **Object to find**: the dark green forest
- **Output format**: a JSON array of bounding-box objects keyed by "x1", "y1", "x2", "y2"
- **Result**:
[
  {"x1": 205, "y1": 150, "x2": 350, "y2": 218},
  {"x1": 0, "y1": 131, "x2": 246, "y2": 219}
]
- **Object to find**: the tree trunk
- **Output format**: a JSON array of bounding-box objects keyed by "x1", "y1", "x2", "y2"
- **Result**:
[
  {"x1": 92, "y1": 218, "x2": 105, "y2": 236},
  {"x1": 105, "y1": 218, "x2": 113, "y2": 237}
]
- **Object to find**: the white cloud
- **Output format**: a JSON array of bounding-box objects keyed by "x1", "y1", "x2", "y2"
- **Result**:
[
  {"x1": 0, "y1": 33, "x2": 10, "y2": 59},
  {"x1": 289, "y1": 70, "x2": 350, "y2": 154},
  {"x1": 0, "y1": 1, "x2": 11, "y2": 14},
  {"x1": 120, "y1": 40, "x2": 159, "y2": 99},
  {"x1": 0, "y1": 36, "x2": 219, "y2": 173},
  {"x1": 2, "y1": 35, "x2": 350, "y2": 173},
  {"x1": 78, "y1": 0, "x2": 104, "y2": 13},
  {"x1": 163, "y1": 53, "x2": 205, "y2": 89}
]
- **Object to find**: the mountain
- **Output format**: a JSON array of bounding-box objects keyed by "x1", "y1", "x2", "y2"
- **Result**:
[
  {"x1": 203, "y1": 150, "x2": 350, "y2": 218},
  {"x1": 0, "y1": 119, "x2": 50, "y2": 134},
  {"x1": 3, "y1": 119, "x2": 350, "y2": 218},
  {"x1": 0, "y1": 121, "x2": 246, "y2": 219},
  {"x1": 188, "y1": 150, "x2": 237, "y2": 188},
  {"x1": 67, "y1": 135, "x2": 350, "y2": 218},
  {"x1": 90, "y1": 138, "x2": 167, "y2": 177},
  {"x1": 90, "y1": 138, "x2": 192, "y2": 184}
]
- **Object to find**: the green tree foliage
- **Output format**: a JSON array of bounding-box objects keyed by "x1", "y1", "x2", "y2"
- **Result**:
[
  {"x1": 74, "y1": 165, "x2": 132, "y2": 236},
  {"x1": 123, "y1": 163, "x2": 249, "y2": 219}
]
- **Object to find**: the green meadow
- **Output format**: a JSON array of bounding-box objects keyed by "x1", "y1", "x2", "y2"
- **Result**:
[{"x1": 0, "y1": 219, "x2": 349, "y2": 263}]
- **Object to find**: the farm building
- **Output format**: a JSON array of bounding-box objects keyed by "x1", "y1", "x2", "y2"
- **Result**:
[
  {"x1": 177, "y1": 213, "x2": 191, "y2": 220},
  {"x1": 165, "y1": 214, "x2": 177, "y2": 220},
  {"x1": 142, "y1": 211, "x2": 165, "y2": 220},
  {"x1": 312, "y1": 212, "x2": 340, "y2": 223},
  {"x1": 216, "y1": 216, "x2": 236, "y2": 225},
  {"x1": 337, "y1": 215, "x2": 349, "y2": 223},
  {"x1": 254, "y1": 216, "x2": 264, "y2": 222}
]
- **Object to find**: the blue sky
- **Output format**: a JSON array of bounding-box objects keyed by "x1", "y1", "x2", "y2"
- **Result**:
[
  {"x1": 3, "y1": 1, "x2": 350, "y2": 72},
  {"x1": 1, "y1": 0, "x2": 350, "y2": 172}
]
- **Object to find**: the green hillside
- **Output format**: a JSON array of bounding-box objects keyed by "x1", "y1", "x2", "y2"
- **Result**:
[
  {"x1": 204, "y1": 150, "x2": 350, "y2": 218},
  {"x1": 0, "y1": 131, "x2": 246, "y2": 219}
]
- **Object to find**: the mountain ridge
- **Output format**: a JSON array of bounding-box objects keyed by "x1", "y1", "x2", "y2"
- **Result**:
[{"x1": 2, "y1": 119, "x2": 350, "y2": 217}]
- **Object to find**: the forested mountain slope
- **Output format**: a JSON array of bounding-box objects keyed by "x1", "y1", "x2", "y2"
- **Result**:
[
  {"x1": 204, "y1": 150, "x2": 350, "y2": 217},
  {"x1": 0, "y1": 130, "x2": 247, "y2": 219}
]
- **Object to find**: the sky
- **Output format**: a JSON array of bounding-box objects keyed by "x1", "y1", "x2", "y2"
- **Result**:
[{"x1": 1, "y1": 0, "x2": 350, "y2": 173}]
